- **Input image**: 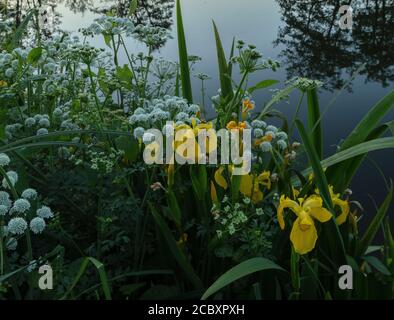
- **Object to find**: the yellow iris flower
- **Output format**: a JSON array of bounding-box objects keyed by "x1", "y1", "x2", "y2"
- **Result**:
[
  {"x1": 0, "y1": 80, "x2": 8, "y2": 87},
  {"x1": 174, "y1": 122, "x2": 217, "y2": 161},
  {"x1": 277, "y1": 195, "x2": 332, "y2": 254},
  {"x1": 226, "y1": 121, "x2": 247, "y2": 132},
  {"x1": 239, "y1": 171, "x2": 271, "y2": 204}
]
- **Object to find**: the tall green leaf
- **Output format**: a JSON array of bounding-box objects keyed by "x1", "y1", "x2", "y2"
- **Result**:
[
  {"x1": 201, "y1": 257, "x2": 285, "y2": 300},
  {"x1": 357, "y1": 184, "x2": 393, "y2": 257},
  {"x1": 328, "y1": 90, "x2": 394, "y2": 190},
  {"x1": 176, "y1": 0, "x2": 193, "y2": 103},
  {"x1": 212, "y1": 21, "x2": 233, "y2": 101},
  {"x1": 296, "y1": 120, "x2": 346, "y2": 265},
  {"x1": 149, "y1": 203, "x2": 203, "y2": 289},
  {"x1": 296, "y1": 137, "x2": 394, "y2": 183},
  {"x1": 307, "y1": 88, "x2": 323, "y2": 159}
]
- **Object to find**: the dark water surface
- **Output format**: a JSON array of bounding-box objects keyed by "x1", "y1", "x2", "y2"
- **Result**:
[{"x1": 4, "y1": 0, "x2": 394, "y2": 225}]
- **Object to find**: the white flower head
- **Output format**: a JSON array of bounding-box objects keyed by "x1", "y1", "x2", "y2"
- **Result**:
[
  {"x1": 30, "y1": 217, "x2": 46, "y2": 234},
  {"x1": 0, "y1": 204, "x2": 8, "y2": 216},
  {"x1": 21, "y1": 188, "x2": 38, "y2": 200},
  {"x1": 0, "y1": 191, "x2": 11, "y2": 208},
  {"x1": 36, "y1": 206, "x2": 53, "y2": 219},
  {"x1": 142, "y1": 132, "x2": 155, "y2": 144},
  {"x1": 11, "y1": 198, "x2": 31, "y2": 214},
  {"x1": 277, "y1": 140, "x2": 287, "y2": 151},
  {"x1": 36, "y1": 128, "x2": 49, "y2": 136},
  {"x1": 0, "y1": 153, "x2": 10, "y2": 167},
  {"x1": 8, "y1": 217, "x2": 28, "y2": 235},
  {"x1": 2, "y1": 171, "x2": 18, "y2": 189},
  {"x1": 260, "y1": 141, "x2": 272, "y2": 152},
  {"x1": 24, "y1": 117, "x2": 36, "y2": 127},
  {"x1": 133, "y1": 127, "x2": 145, "y2": 139}
]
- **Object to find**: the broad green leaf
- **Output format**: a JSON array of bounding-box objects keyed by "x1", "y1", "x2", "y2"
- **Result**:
[
  {"x1": 176, "y1": 0, "x2": 193, "y2": 103},
  {"x1": 213, "y1": 21, "x2": 233, "y2": 101},
  {"x1": 103, "y1": 34, "x2": 112, "y2": 48},
  {"x1": 201, "y1": 257, "x2": 285, "y2": 300},
  {"x1": 115, "y1": 135, "x2": 139, "y2": 162},
  {"x1": 248, "y1": 79, "x2": 279, "y2": 94},
  {"x1": 27, "y1": 47, "x2": 42, "y2": 65},
  {"x1": 363, "y1": 256, "x2": 391, "y2": 276},
  {"x1": 116, "y1": 64, "x2": 133, "y2": 89}
]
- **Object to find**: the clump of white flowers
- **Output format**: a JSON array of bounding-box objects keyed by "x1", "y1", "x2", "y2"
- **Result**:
[
  {"x1": 250, "y1": 122, "x2": 289, "y2": 153},
  {"x1": 1, "y1": 165, "x2": 55, "y2": 250},
  {"x1": 82, "y1": 16, "x2": 135, "y2": 37},
  {"x1": 128, "y1": 95, "x2": 200, "y2": 129}
]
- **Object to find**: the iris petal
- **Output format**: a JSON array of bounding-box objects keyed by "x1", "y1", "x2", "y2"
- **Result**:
[{"x1": 290, "y1": 217, "x2": 318, "y2": 255}]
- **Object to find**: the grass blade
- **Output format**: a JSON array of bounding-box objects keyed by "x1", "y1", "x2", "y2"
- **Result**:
[
  {"x1": 61, "y1": 257, "x2": 112, "y2": 300},
  {"x1": 296, "y1": 137, "x2": 394, "y2": 183},
  {"x1": 201, "y1": 257, "x2": 285, "y2": 300},
  {"x1": 357, "y1": 184, "x2": 393, "y2": 257},
  {"x1": 149, "y1": 203, "x2": 203, "y2": 289},
  {"x1": 296, "y1": 119, "x2": 346, "y2": 266},
  {"x1": 176, "y1": 0, "x2": 193, "y2": 103}
]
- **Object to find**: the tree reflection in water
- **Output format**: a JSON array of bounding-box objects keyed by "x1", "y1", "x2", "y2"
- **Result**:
[
  {"x1": 1, "y1": 0, "x2": 393, "y2": 88},
  {"x1": 1, "y1": 0, "x2": 174, "y2": 48},
  {"x1": 274, "y1": 0, "x2": 394, "y2": 90}
]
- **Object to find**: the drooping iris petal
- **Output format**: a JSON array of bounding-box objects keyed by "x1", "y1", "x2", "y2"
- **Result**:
[
  {"x1": 309, "y1": 207, "x2": 332, "y2": 223},
  {"x1": 214, "y1": 167, "x2": 228, "y2": 190},
  {"x1": 290, "y1": 216, "x2": 318, "y2": 255},
  {"x1": 210, "y1": 181, "x2": 219, "y2": 205},
  {"x1": 334, "y1": 198, "x2": 350, "y2": 225},
  {"x1": 240, "y1": 174, "x2": 263, "y2": 204},
  {"x1": 240, "y1": 174, "x2": 253, "y2": 197},
  {"x1": 277, "y1": 196, "x2": 301, "y2": 229}
]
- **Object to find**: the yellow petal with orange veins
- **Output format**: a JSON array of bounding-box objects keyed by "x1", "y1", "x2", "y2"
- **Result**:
[
  {"x1": 214, "y1": 167, "x2": 228, "y2": 190},
  {"x1": 290, "y1": 217, "x2": 318, "y2": 255}
]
